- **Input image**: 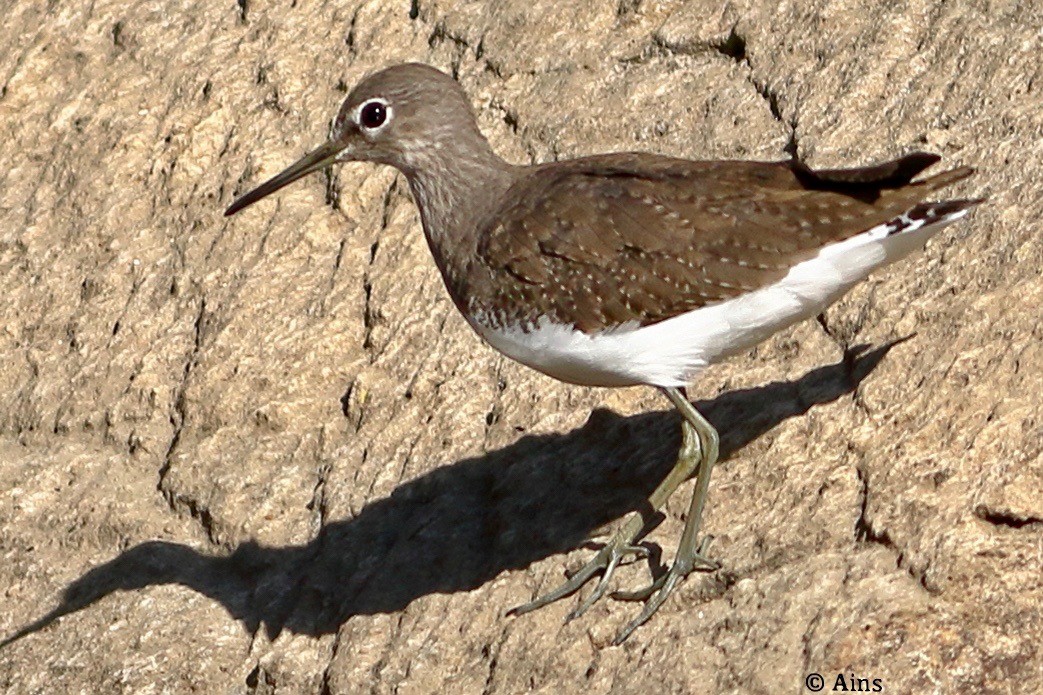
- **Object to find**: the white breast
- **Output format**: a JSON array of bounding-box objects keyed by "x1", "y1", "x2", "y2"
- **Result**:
[{"x1": 468, "y1": 210, "x2": 969, "y2": 388}]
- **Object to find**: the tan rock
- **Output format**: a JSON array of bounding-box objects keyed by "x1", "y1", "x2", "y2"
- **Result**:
[{"x1": 1, "y1": 1, "x2": 1039, "y2": 692}]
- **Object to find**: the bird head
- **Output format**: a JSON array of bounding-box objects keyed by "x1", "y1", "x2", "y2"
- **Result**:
[{"x1": 225, "y1": 63, "x2": 481, "y2": 216}]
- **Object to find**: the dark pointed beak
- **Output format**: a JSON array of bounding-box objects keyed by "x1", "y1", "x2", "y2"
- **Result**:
[{"x1": 224, "y1": 140, "x2": 344, "y2": 216}]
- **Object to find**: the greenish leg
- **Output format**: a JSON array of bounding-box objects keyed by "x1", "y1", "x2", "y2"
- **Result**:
[
  {"x1": 611, "y1": 386, "x2": 720, "y2": 643},
  {"x1": 508, "y1": 387, "x2": 719, "y2": 630}
]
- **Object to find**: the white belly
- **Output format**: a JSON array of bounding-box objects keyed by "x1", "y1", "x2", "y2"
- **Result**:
[{"x1": 469, "y1": 212, "x2": 966, "y2": 388}]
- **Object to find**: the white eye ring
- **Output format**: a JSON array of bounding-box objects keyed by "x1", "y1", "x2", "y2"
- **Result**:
[{"x1": 355, "y1": 98, "x2": 392, "y2": 134}]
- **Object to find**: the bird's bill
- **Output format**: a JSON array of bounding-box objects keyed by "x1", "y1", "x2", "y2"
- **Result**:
[{"x1": 224, "y1": 140, "x2": 343, "y2": 216}]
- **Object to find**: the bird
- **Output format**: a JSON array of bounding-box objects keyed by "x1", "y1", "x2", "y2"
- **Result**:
[{"x1": 224, "y1": 62, "x2": 981, "y2": 643}]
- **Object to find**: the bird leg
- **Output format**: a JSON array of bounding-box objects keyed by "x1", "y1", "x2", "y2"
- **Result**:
[
  {"x1": 610, "y1": 386, "x2": 720, "y2": 643},
  {"x1": 507, "y1": 387, "x2": 719, "y2": 630}
]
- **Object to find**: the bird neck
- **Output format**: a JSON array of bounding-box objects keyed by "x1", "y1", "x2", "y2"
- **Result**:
[{"x1": 403, "y1": 135, "x2": 517, "y2": 285}]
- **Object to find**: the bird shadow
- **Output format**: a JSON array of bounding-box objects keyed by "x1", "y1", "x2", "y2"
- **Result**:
[{"x1": 1, "y1": 340, "x2": 903, "y2": 648}]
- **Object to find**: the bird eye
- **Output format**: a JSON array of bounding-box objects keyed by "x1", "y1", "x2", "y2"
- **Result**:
[{"x1": 359, "y1": 100, "x2": 388, "y2": 130}]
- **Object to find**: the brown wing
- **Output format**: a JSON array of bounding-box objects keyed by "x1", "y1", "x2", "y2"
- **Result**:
[{"x1": 474, "y1": 152, "x2": 972, "y2": 332}]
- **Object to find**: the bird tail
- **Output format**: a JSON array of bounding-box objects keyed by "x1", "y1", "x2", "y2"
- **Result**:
[{"x1": 875, "y1": 196, "x2": 984, "y2": 239}]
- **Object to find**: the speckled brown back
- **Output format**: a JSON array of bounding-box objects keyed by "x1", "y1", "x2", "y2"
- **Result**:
[{"x1": 467, "y1": 153, "x2": 972, "y2": 332}]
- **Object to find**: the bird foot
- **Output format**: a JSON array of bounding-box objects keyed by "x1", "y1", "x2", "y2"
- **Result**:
[
  {"x1": 609, "y1": 535, "x2": 718, "y2": 644},
  {"x1": 507, "y1": 539, "x2": 650, "y2": 620}
]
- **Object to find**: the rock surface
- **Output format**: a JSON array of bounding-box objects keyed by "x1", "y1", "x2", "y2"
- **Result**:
[{"x1": 1, "y1": 1, "x2": 1040, "y2": 692}]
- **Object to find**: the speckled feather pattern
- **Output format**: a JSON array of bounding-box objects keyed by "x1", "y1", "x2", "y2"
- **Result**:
[
  {"x1": 472, "y1": 205, "x2": 973, "y2": 387},
  {"x1": 457, "y1": 153, "x2": 973, "y2": 333}
]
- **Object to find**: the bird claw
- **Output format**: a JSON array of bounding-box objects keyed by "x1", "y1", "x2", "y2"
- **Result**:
[
  {"x1": 565, "y1": 543, "x2": 648, "y2": 578},
  {"x1": 612, "y1": 536, "x2": 718, "y2": 602},
  {"x1": 609, "y1": 535, "x2": 718, "y2": 643},
  {"x1": 508, "y1": 540, "x2": 650, "y2": 619},
  {"x1": 509, "y1": 535, "x2": 718, "y2": 643}
]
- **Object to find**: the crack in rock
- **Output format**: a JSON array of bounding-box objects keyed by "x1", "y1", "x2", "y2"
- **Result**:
[
  {"x1": 974, "y1": 504, "x2": 1043, "y2": 529},
  {"x1": 654, "y1": 25, "x2": 799, "y2": 158},
  {"x1": 157, "y1": 297, "x2": 220, "y2": 543}
]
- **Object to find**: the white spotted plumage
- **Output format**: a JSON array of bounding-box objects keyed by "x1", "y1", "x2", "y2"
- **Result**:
[{"x1": 470, "y1": 206, "x2": 971, "y2": 388}]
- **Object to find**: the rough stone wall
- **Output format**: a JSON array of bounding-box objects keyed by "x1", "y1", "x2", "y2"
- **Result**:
[{"x1": 1, "y1": 1, "x2": 1040, "y2": 692}]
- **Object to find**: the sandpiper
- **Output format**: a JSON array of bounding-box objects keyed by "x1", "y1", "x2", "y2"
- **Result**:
[{"x1": 225, "y1": 63, "x2": 980, "y2": 643}]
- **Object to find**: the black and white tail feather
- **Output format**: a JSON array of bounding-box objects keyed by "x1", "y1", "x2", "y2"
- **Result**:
[{"x1": 878, "y1": 198, "x2": 983, "y2": 239}]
